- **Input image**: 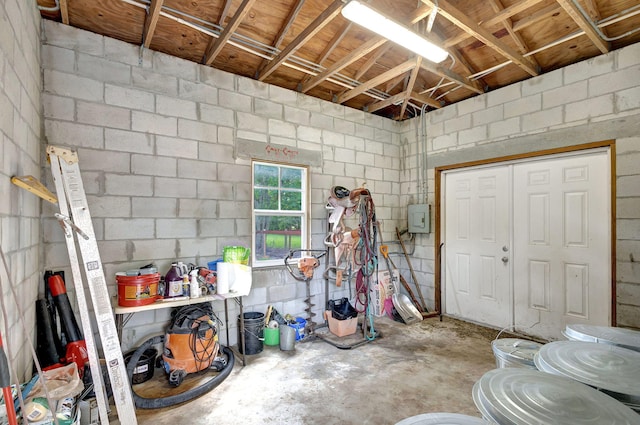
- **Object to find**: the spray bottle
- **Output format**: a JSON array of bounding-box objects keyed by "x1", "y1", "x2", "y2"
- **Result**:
[{"x1": 190, "y1": 270, "x2": 200, "y2": 299}]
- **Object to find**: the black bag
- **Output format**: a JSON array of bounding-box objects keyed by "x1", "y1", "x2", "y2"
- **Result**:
[{"x1": 327, "y1": 298, "x2": 358, "y2": 321}]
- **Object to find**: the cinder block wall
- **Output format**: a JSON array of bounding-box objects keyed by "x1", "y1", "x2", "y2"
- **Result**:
[
  {"x1": 40, "y1": 21, "x2": 403, "y2": 350},
  {"x1": 400, "y1": 42, "x2": 640, "y2": 329},
  {"x1": 0, "y1": 1, "x2": 43, "y2": 380}
]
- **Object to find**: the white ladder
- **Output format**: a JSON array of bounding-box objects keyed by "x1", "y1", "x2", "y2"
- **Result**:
[{"x1": 48, "y1": 145, "x2": 138, "y2": 425}]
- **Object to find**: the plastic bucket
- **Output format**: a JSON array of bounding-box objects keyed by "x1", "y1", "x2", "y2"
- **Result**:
[
  {"x1": 279, "y1": 325, "x2": 296, "y2": 351},
  {"x1": 290, "y1": 317, "x2": 306, "y2": 341},
  {"x1": 238, "y1": 312, "x2": 264, "y2": 355},
  {"x1": 124, "y1": 348, "x2": 157, "y2": 385},
  {"x1": 116, "y1": 273, "x2": 159, "y2": 307},
  {"x1": 264, "y1": 327, "x2": 280, "y2": 346}
]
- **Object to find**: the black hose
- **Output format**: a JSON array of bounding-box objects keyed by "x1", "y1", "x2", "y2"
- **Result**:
[{"x1": 125, "y1": 335, "x2": 235, "y2": 409}]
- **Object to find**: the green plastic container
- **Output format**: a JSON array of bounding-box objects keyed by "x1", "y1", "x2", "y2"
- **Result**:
[
  {"x1": 223, "y1": 246, "x2": 250, "y2": 265},
  {"x1": 264, "y1": 327, "x2": 280, "y2": 346}
]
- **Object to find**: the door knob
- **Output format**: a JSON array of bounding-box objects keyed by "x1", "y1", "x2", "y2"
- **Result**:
[{"x1": 502, "y1": 256, "x2": 509, "y2": 263}]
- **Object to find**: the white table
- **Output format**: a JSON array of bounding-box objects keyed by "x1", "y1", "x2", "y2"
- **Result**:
[{"x1": 113, "y1": 292, "x2": 247, "y2": 366}]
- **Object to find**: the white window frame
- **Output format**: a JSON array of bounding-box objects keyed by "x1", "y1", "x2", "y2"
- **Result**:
[{"x1": 251, "y1": 160, "x2": 309, "y2": 268}]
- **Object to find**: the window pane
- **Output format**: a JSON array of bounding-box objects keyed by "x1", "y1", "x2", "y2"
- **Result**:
[
  {"x1": 254, "y1": 189, "x2": 278, "y2": 210},
  {"x1": 281, "y1": 190, "x2": 301, "y2": 211},
  {"x1": 254, "y1": 216, "x2": 302, "y2": 261},
  {"x1": 281, "y1": 167, "x2": 302, "y2": 189},
  {"x1": 254, "y1": 164, "x2": 278, "y2": 187}
]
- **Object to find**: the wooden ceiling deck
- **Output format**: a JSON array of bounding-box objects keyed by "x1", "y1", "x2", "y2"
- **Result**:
[{"x1": 37, "y1": 0, "x2": 640, "y2": 120}]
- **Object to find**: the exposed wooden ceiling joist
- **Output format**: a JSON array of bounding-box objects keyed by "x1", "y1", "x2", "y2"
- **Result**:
[
  {"x1": 385, "y1": 73, "x2": 408, "y2": 93},
  {"x1": 421, "y1": 0, "x2": 539, "y2": 76},
  {"x1": 444, "y1": 0, "x2": 546, "y2": 48},
  {"x1": 512, "y1": 4, "x2": 561, "y2": 32},
  {"x1": 316, "y1": 22, "x2": 353, "y2": 65},
  {"x1": 59, "y1": 0, "x2": 68, "y2": 24},
  {"x1": 399, "y1": 57, "x2": 422, "y2": 118},
  {"x1": 555, "y1": 0, "x2": 609, "y2": 53},
  {"x1": 410, "y1": 91, "x2": 442, "y2": 109},
  {"x1": 257, "y1": 0, "x2": 344, "y2": 82},
  {"x1": 354, "y1": 42, "x2": 391, "y2": 81},
  {"x1": 300, "y1": 36, "x2": 387, "y2": 93},
  {"x1": 337, "y1": 57, "x2": 418, "y2": 104},
  {"x1": 203, "y1": 0, "x2": 258, "y2": 65},
  {"x1": 420, "y1": 61, "x2": 483, "y2": 94},
  {"x1": 142, "y1": 0, "x2": 163, "y2": 48},
  {"x1": 367, "y1": 90, "x2": 409, "y2": 113},
  {"x1": 218, "y1": 0, "x2": 233, "y2": 25},
  {"x1": 488, "y1": 0, "x2": 540, "y2": 68}
]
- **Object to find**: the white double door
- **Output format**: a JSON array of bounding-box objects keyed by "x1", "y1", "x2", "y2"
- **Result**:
[{"x1": 443, "y1": 149, "x2": 611, "y2": 341}]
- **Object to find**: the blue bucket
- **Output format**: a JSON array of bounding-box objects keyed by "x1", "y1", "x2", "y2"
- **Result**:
[
  {"x1": 289, "y1": 317, "x2": 306, "y2": 341},
  {"x1": 207, "y1": 259, "x2": 223, "y2": 271}
]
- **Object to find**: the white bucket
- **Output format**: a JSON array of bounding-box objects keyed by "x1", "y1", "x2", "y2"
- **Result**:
[{"x1": 491, "y1": 338, "x2": 542, "y2": 369}]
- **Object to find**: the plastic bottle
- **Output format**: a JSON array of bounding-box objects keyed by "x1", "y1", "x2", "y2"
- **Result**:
[
  {"x1": 164, "y1": 263, "x2": 184, "y2": 297},
  {"x1": 182, "y1": 274, "x2": 190, "y2": 297},
  {"x1": 190, "y1": 270, "x2": 200, "y2": 298}
]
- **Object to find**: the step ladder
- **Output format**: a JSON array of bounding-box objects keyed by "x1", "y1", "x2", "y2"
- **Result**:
[{"x1": 47, "y1": 145, "x2": 138, "y2": 425}]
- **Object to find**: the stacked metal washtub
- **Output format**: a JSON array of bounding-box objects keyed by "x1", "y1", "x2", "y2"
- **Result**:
[
  {"x1": 491, "y1": 338, "x2": 542, "y2": 370},
  {"x1": 473, "y1": 325, "x2": 640, "y2": 424}
]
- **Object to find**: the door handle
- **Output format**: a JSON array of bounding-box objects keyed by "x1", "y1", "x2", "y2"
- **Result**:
[{"x1": 501, "y1": 256, "x2": 509, "y2": 263}]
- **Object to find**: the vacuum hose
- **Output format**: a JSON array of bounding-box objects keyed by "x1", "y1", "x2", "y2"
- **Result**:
[{"x1": 125, "y1": 335, "x2": 235, "y2": 409}]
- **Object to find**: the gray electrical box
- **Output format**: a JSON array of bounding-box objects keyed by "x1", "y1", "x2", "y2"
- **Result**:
[{"x1": 408, "y1": 203, "x2": 431, "y2": 234}]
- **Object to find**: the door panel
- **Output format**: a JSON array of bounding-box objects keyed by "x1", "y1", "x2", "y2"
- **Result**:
[
  {"x1": 513, "y1": 151, "x2": 610, "y2": 340},
  {"x1": 444, "y1": 166, "x2": 511, "y2": 329},
  {"x1": 443, "y1": 149, "x2": 610, "y2": 341}
]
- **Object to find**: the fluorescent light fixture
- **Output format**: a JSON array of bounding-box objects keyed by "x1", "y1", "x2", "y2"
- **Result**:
[{"x1": 342, "y1": 0, "x2": 448, "y2": 63}]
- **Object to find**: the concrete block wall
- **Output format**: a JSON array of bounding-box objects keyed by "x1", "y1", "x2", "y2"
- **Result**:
[
  {"x1": 0, "y1": 1, "x2": 42, "y2": 380},
  {"x1": 400, "y1": 42, "x2": 640, "y2": 328},
  {"x1": 40, "y1": 21, "x2": 403, "y2": 350}
]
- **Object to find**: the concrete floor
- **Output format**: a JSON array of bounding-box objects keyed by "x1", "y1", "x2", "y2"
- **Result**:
[{"x1": 128, "y1": 316, "x2": 504, "y2": 425}]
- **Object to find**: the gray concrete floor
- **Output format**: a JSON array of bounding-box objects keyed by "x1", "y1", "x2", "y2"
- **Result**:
[{"x1": 129, "y1": 316, "x2": 503, "y2": 425}]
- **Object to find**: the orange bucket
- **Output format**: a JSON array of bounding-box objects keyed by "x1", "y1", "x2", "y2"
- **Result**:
[{"x1": 116, "y1": 273, "x2": 160, "y2": 307}]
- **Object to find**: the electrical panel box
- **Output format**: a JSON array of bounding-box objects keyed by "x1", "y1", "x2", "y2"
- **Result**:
[{"x1": 408, "y1": 203, "x2": 431, "y2": 234}]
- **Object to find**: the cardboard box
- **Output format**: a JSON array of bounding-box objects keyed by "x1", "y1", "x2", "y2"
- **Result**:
[{"x1": 324, "y1": 310, "x2": 357, "y2": 337}]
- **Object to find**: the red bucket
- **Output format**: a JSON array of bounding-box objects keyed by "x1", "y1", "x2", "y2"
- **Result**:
[{"x1": 116, "y1": 273, "x2": 160, "y2": 307}]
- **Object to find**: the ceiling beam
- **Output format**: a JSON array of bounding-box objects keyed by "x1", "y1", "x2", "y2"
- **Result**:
[
  {"x1": 337, "y1": 58, "x2": 418, "y2": 104},
  {"x1": 444, "y1": 0, "x2": 545, "y2": 48},
  {"x1": 316, "y1": 22, "x2": 352, "y2": 65},
  {"x1": 409, "y1": 91, "x2": 442, "y2": 109},
  {"x1": 367, "y1": 90, "x2": 409, "y2": 113},
  {"x1": 385, "y1": 73, "x2": 408, "y2": 93},
  {"x1": 512, "y1": 4, "x2": 560, "y2": 32},
  {"x1": 420, "y1": 61, "x2": 483, "y2": 94},
  {"x1": 142, "y1": 0, "x2": 163, "y2": 48},
  {"x1": 258, "y1": 0, "x2": 344, "y2": 82},
  {"x1": 203, "y1": 0, "x2": 258, "y2": 66},
  {"x1": 218, "y1": 0, "x2": 233, "y2": 25},
  {"x1": 272, "y1": 0, "x2": 306, "y2": 49},
  {"x1": 353, "y1": 42, "x2": 392, "y2": 81},
  {"x1": 255, "y1": 0, "x2": 306, "y2": 80},
  {"x1": 555, "y1": 0, "x2": 609, "y2": 53},
  {"x1": 300, "y1": 37, "x2": 387, "y2": 93},
  {"x1": 488, "y1": 0, "x2": 540, "y2": 69},
  {"x1": 60, "y1": 0, "x2": 69, "y2": 24},
  {"x1": 400, "y1": 57, "x2": 422, "y2": 119},
  {"x1": 421, "y1": 0, "x2": 539, "y2": 76}
]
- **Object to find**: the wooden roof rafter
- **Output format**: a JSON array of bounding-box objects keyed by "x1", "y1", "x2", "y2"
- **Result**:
[
  {"x1": 300, "y1": 36, "x2": 387, "y2": 93},
  {"x1": 420, "y1": 0, "x2": 539, "y2": 76},
  {"x1": 202, "y1": 0, "x2": 258, "y2": 66},
  {"x1": 443, "y1": 0, "x2": 546, "y2": 48},
  {"x1": 257, "y1": 0, "x2": 345, "y2": 82},
  {"x1": 399, "y1": 56, "x2": 423, "y2": 118},
  {"x1": 337, "y1": 57, "x2": 418, "y2": 104},
  {"x1": 487, "y1": 0, "x2": 540, "y2": 69},
  {"x1": 218, "y1": 0, "x2": 233, "y2": 25},
  {"x1": 59, "y1": 0, "x2": 69, "y2": 24},
  {"x1": 555, "y1": 0, "x2": 609, "y2": 53},
  {"x1": 142, "y1": 0, "x2": 164, "y2": 48},
  {"x1": 255, "y1": 0, "x2": 306, "y2": 78}
]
